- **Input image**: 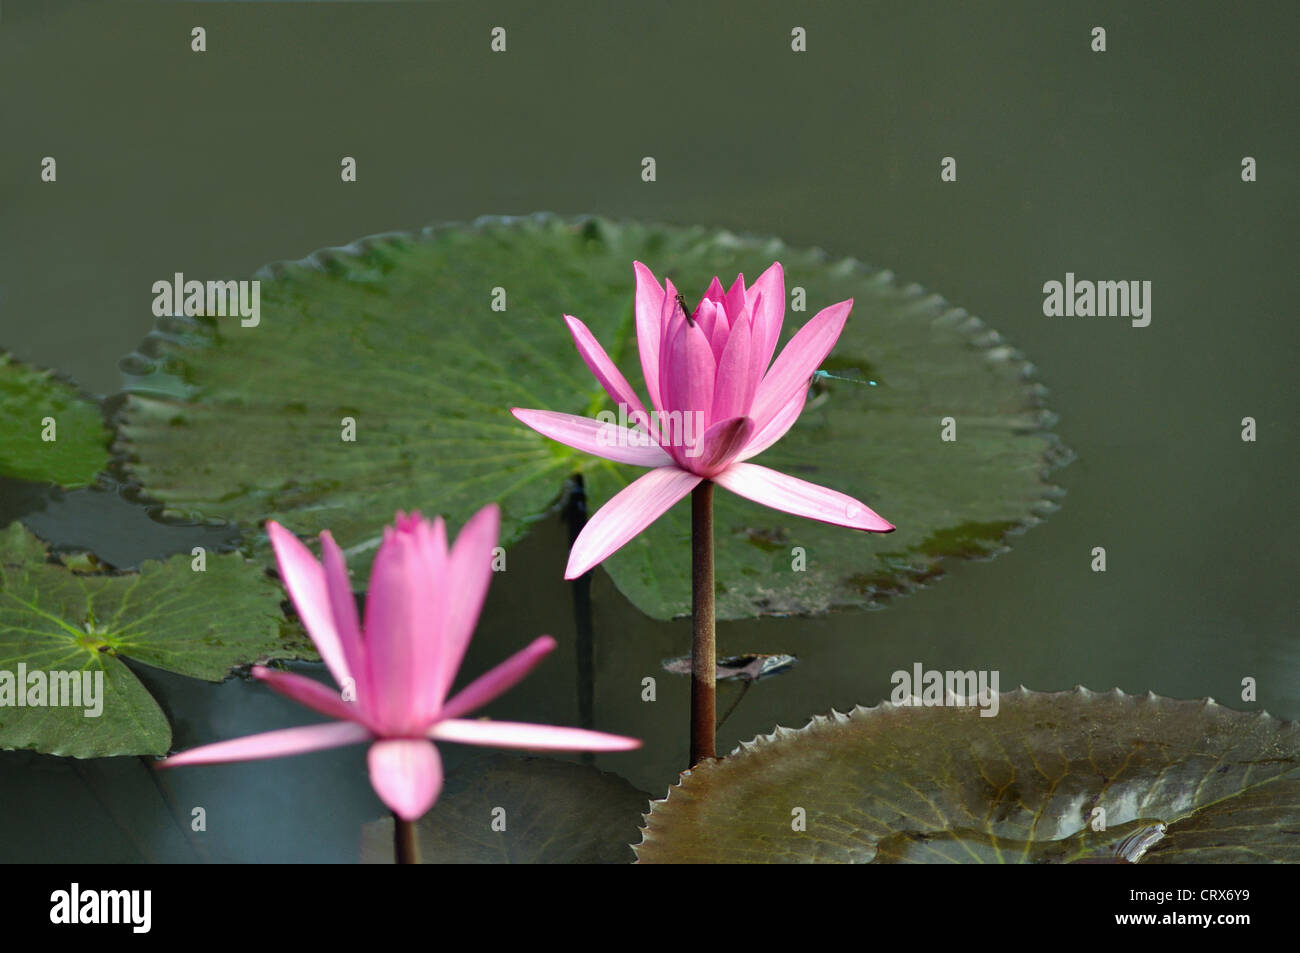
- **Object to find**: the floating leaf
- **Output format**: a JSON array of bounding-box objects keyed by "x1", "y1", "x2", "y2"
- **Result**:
[
  {"x1": 0, "y1": 353, "x2": 110, "y2": 487},
  {"x1": 0, "y1": 522, "x2": 312, "y2": 757},
  {"x1": 117, "y1": 215, "x2": 1064, "y2": 618},
  {"x1": 360, "y1": 753, "x2": 651, "y2": 864},
  {"x1": 1141, "y1": 776, "x2": 1300, "y2": 864},
  {"x1": 662, "y1": 653, "x2": 798, "y2": 682},
  {"x1": 635, "y1": 688, "x2": 1300, "y2": 864}
]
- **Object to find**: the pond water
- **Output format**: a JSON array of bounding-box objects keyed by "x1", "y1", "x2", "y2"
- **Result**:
[{"x1": 1, "y1": 0, "x2": 1295, "y2": 861}]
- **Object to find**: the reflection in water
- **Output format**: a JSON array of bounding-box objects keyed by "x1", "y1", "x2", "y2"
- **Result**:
[{"x1": 562, "y1": 475, "x2": 597, "y2": 762}]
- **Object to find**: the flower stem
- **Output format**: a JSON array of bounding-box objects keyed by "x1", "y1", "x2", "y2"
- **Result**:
[
  {"x1": 690, "y1": 480, "x2": 716, "y2": 766},
  {"x1": 563, "y1": 474, "x2": 597, "y2": 766},
  {"x1": 393, "y1": 814, "x2": 420, "y2": 864}
]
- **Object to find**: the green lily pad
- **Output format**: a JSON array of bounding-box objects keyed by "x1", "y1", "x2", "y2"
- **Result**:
[
  {"x1": 0, "y1": 522, "x2": 312, "y2": 757},
  {"x1": 0, "y1": 353, "x2": 110, "y2": 487},
  {"x1": 634, "y1": 688, "x2": 1300, "y2": 864},
  {"x1": 359, "y1": 754, "x2": 652, "y2": 864},
  {"x1": 117, "y1": 215, "x2": 1064, "y2": 617}
]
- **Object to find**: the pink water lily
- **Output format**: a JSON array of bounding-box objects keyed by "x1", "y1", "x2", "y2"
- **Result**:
[
  {"x1": 160, "y1": 505, "x2": 640, "y2": 820},
  {"x1": 513, "y1": 261, "x2": 894, "y2": 579}
]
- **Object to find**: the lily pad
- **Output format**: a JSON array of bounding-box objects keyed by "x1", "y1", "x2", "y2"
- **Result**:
[
  {"x1": 359, "y1": 753, "x2": 652, "y2": 864},
  {"x1": 0, "y1": 522, "x2": 312, "y2": 757},
  {"x1": 0, "y1": 353, "x2": 110, "y2": 487},
  {"x1": 116, "y1": 215, "x2": 1064, "y2": 617},
  {"x1": 634, "y1": 688, "x2": 1300, "y2": 864}
]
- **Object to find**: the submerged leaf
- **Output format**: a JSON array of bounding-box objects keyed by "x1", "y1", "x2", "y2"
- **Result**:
[
  {"x1": 360, "y1": 753, "x2": 652, "y2": 864},
  {"x1": 635, "y1": 688, "x2": 1300, "y2": 863}
]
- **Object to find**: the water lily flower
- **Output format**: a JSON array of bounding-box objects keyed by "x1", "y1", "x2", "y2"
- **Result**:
[
  {"x1": 513, "y1": 261, "x2": 894, "y2": 579},
  {"x1": 160, "y1": 505, "x2": 640, "y2": 820}
]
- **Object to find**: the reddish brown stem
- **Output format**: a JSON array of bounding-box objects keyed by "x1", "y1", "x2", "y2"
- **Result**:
[
  {"x1": 690, "y1": 481, "x2": 716, "y2": 766},
  {"x1": 394, "y1": 814, "x2": 420, "y2": 864}
]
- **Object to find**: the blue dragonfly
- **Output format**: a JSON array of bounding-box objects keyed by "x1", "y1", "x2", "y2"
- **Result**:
[
  {"x1": 811, "y1": 368, "x2": 877, "y2": 387},
  {"x1": 806, "y1": 367, "x2": 876, "y2": 410}
]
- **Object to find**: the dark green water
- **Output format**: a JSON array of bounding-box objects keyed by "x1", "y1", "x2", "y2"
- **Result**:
[{"x1": 1, "y1": 0, "x2": 1295, "y2": 861}]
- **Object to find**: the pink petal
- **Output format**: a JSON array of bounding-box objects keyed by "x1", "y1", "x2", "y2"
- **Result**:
[
  {"x1": 158, "y1": 720, "x2": 370, "y2": 768},
  {"x1": 694, "y1": 298, "x2": 718, "y2": 340},
  {"x1": 658, "y1": 408, "x2": 710, "y2": 470},
  {"x1": 428, "y1": 513, "x2": 449, "y2": 562},
  {"x1": 633, "y1": 261, "x2": 666, "y2": 410},
  {"x1": 441, "y1": 635, "x2": 557, "y2": 720},
  {"x1": 711, "y1": 309, "x2": 753, "y2": 421},
  {"x1": 664, "y1": 319, "x2": 716, "y2": 421},
  {"x1": 739, "y1": 382, "x2": 809, "y2": 461},
  {"x1": 414, "y1": 516, "x2": 453, "y2": 722},
  {"x1": 511, "y1": 408, "x2": 673, "y2": 467},
  {"x1": 434, "y1": 503, "x2": 500, "y2": 706},
  {"x1": 363, "y1": 519, "x2": 446, "y2": 734},
  {"x1": 746, "y1": 291, "x2": 769, "y2": 394},
  {"x1": 714, "y1": 462, "x2": 894, "y2": 532},
  {"x1": 368, "y1": 739, "x2": 444, "y2": 821},
  {"x1": 693, "y1": 416, "x2": 754, "y2": 475},
  {"x1": 657, "y1": 278, "x2": 689, "y2": 411},
  {"x1": 699, "y1": 275, "x2": 726, "y2": 307},
  {"x1": 707, "y1": 300, "x2": 731, "y2": 361},
  {"x1": 252, "y1": 666, "x2": 364, "y2": 724},
  {"x1": 564, "y1": 315, "x2": 654, "y2": 436},
  {"x1": 749, "y1": 299, "x2": 852, "y2": 433},
  {"x1": 748, "y1": 262, "x2": 786, "y2": 372},
  {"x1": 724, "y1": 273, "x2": 747, "y2": 329},
  {"x1": 429, "y1": 719, "x2": 641, "y2": 752},
  {"x1": 267, "y1": 522, "x2": 355, "y2": 691},
  {"x1": 565, "y1": 466, "x2": 702, "y2": 579},
  {"x1": 318, "y1": 530, "x2": 370, "y2": 710}
]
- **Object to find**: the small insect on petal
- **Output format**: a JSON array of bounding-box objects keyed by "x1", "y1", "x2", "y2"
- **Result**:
[{"x1": 676, "y1": 292, "x2": 693, "y2": 327}]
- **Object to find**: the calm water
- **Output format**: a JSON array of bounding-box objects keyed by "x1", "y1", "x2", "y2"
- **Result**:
[{"x1": 1, "y1": 0, "x2": 1296, "y2": 861}]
